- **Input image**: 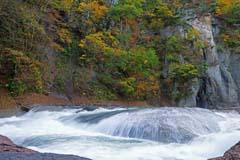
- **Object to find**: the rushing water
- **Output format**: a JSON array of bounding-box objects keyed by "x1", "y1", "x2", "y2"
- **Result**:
[{"x1": 0, "y1": 106, "x2": 240, "y2": 160}]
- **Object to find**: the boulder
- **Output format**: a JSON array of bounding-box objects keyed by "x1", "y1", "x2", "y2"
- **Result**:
[
  {"x1": 0, "y1": 135, "x2": 36, "y2": 153},
  {"x1": 209, "y1": 142, "x2": 240, "y2": 160}
]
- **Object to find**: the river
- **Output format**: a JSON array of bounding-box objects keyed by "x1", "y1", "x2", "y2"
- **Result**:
[{"x1": 0, "y1": 106, "x2": 239, "y2": 160}]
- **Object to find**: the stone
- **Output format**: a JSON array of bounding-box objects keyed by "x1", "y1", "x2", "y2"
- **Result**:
[{"x1": 0, "y1": 135, "x2": 36, "y2": 154}]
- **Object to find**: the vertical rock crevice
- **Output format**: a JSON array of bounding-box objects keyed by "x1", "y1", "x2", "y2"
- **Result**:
[{"x1": 188, "y1": 15, "x2": 240, "y2": 108}]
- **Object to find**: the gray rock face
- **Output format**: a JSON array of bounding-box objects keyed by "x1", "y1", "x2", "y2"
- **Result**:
[
  {"x1": 228, "y1": 54, "x2": 240, "y2": 102},
  {"x1": 180, "y1": 15, "x2": 240, "y2": 109},
  {"x1": 178, "y1": 79, "x2": 200, "y2": 107}
]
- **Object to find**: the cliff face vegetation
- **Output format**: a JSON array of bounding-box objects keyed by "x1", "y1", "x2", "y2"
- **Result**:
[{"x1": 0, "y1": 0, "x2": 240, "y2": 107}]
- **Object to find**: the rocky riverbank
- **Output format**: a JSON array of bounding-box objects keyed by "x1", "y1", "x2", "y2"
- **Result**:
[
  {"x1": 0, "y1": 90, "x2": 150, "y2": 118},
  {"x1": 0, "y1": 135, "x2": 91, "y2": 160}
]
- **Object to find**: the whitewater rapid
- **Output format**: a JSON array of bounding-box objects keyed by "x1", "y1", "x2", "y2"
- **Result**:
[{"x1": 0, "y1": 106, "x2": 240, "y2": 160}]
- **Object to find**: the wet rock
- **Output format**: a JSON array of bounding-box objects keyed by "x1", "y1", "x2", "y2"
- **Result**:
[
  {"x1": 0, "y1": 135, "x2": 91, "y2": 160},
  {"x1": 0, "y1": 135, "x2": 15, "y2": 146},
  {"x1": 20, "y1": 106, "x2": 31, "y2": 113},
  {"x1": 82, "y1": 106, "x2": 98, "y2": 111},
  {"x1": 75, "y1": 106, "x2": 99, "y2": 113},
  {"x1": 0, "y1": 135, "x2": 36, "y2": 153},
  {"x1": 209, "y1": 142, "x2": 240, "y2": 160}
]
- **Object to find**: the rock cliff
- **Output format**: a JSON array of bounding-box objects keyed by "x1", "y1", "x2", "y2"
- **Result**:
[{"x1": 178, "y1": 14, "x2": 240, "y2": 109}]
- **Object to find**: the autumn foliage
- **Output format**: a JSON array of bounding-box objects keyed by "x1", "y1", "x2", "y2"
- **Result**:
[{"x1": 0, "y1": 0, "x2": 239, "y2": 102}]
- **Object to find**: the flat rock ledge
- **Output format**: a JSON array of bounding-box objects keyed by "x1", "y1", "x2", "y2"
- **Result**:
[
  {"x1": 209, "y1": 142, "x2": 240, "y2": 160},
  {"x1": 0, "y1": 135, "x2": 91, "y2": 160}
]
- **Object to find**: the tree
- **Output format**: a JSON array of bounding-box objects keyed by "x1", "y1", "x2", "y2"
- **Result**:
[
  {"x1": 78, "y1": 0, "x2": 108, "y2": 33},
  {"x1": 0, "y1": 0, "x2": 47, "y2": 56},
  {"x1": 142, "y1": 0, "x2": 175, "y2": 30},
  {"x1": 216, "y1": 0, "x2": 240, "y2": 24},
  {"x1": 79, "y1": 32, "x2": 120, "y2": 65},
  {"x1": 109, "y1": 0, "x2": 144, "y2": 32},
  {"x1": 0, "y1": 49, "x2": 43, "y2": 96}
]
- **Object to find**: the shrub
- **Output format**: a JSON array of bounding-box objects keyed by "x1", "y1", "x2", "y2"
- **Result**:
[
  {"x1": 220, "y1": 30, "x2": 240, "y2": 49},
  {"x1": 90, "y1": 81, "x2": 117, "y2": 100},
  {"x1": 6, "y1": 81, "x2": 27, "y2": 96},
  {"x1": 0, "y1": 49, "x2": 43, "y2": 96},
  {"x1": 216, "y1": 0, "x2": 240, "y2": 24},
  {"x1": 53, "y1": 76, "x2": 66, "y2": 93},
  {"x1": 119, "y1": 77, "x2": 136, "y2": 98},
  {"x1": 169, "y1": 63, "x2": 199, "y2": 82},
  {"x1": 165, "y1": 36, "x2": 184, "y2": 54},
  {"x1": 57, "y1": 28, "x2": 73, "y2": 44}
]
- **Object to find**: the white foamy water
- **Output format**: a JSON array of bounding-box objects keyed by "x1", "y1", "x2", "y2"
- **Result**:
[{"x1": 0, "y1": 106, "x2": 240, "y2": 160}]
